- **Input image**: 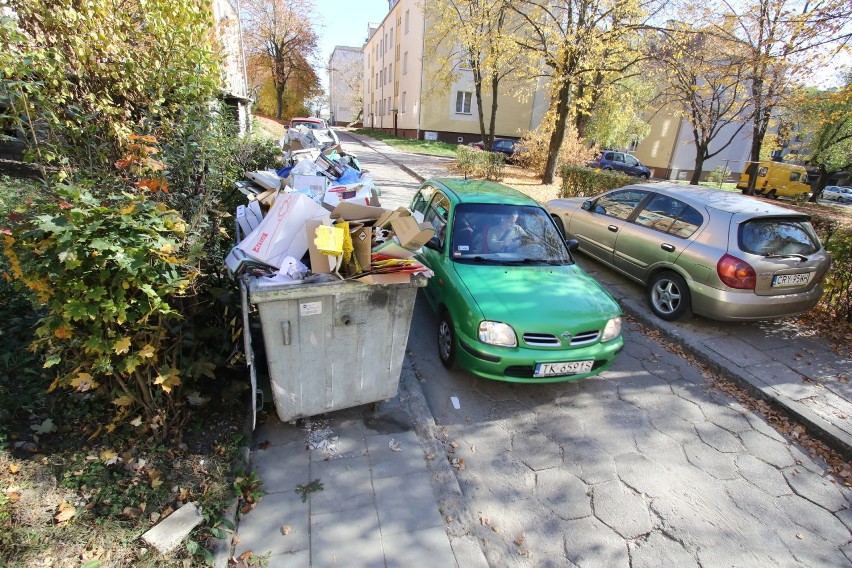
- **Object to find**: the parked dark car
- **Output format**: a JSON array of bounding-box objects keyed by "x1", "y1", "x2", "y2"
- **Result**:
[
  {"x1": 589, "y1": 151, "x2": 651, "y2": 179},
  {"x1": 547, "y1": 184, "x2": 831, "y2": 322},
  {"x1": 468, "y1": 138, "x2": 518, "y2": 162}
]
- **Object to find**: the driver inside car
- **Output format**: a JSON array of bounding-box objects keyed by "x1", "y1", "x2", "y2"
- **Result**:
[{"x1": 486, "y1": 212, "x2": 530, "y2": 252}]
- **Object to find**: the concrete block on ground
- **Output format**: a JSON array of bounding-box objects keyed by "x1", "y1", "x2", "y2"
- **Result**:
[{"x1": 141, "y1": 501, "x2": 202, "y2": 554}]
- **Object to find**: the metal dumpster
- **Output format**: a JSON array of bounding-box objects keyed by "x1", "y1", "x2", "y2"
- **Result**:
[{"x1": 244, "y1": 275, "x2": 425, "y2": 424}]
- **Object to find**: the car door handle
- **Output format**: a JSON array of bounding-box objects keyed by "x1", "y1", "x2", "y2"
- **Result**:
[
  {"x1": 661, "y1": 243, "x2": 675, "y2": 252},
  {"x1": 608, "y1": 225, "x2": 618, "y2": 232}
]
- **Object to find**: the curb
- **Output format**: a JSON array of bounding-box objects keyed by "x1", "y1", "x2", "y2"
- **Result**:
[
  {"x1": 398, "y1": 358, "x2": 491, "y2": 568},
  {"x1": 619, "y1": 296, "x2": 852, "y2": 462}
]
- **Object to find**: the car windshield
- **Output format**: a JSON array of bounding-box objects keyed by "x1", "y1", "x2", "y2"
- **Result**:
[
  {"x1": 449, "y1": 203, "x2": 572, "y2": 264},
  {"x1": 739, "y1": 217, "x2": 821, "y2": 256}
]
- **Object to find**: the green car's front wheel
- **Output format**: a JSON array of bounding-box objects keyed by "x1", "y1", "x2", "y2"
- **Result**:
[{"x1": 438, "y1": 311, "x2": 457, "y2": 369}]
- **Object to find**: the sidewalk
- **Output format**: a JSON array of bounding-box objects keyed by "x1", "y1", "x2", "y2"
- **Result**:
[{"x1": 348, "y1": 129, "x2": 852, "y2": 462}]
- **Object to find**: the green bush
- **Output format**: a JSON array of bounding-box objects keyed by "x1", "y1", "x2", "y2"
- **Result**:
[
  {"x1": 560, "y1": 165, "x2": 640, "y2": 198},
  {"x1": 456, "y1": 145, "x2": 505, "y2": 181},
  {"x1": 2, "y1": 184, "x2": 202, "y2": 439},
  {"x1": 810, "y1": 217, "x2": 852, "y2": 324}
]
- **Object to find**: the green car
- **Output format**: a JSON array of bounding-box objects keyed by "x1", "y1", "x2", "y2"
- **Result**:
[{"x1": 410, "y1": 179, "x2": 624, "y2": 383}]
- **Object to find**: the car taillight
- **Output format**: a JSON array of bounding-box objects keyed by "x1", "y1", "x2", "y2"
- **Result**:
[{"x1": 717, "y1": 254, "x2": 756, "y2": 289}]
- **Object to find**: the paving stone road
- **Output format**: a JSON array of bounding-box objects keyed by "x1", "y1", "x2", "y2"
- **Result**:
[
  {"x1": 406, "y1": 298, "x2": 852, "y2": 567},
  {"x1": 331, "y1": 130, "x2": 852, "y2": 567}
]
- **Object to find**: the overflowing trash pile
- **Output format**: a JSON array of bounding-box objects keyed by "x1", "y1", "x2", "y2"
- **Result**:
[{"x1": 225, "y1": 130, "x2": 434, "y2": 286}]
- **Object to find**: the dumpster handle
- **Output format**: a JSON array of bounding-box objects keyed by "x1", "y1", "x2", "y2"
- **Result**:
[{"x1": 281, "y1": 320, "x2": 291, "y2": 345}]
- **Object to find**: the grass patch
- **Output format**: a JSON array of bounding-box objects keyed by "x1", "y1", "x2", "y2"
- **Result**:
[{"x1": 351, "y1": 129, "x2": 459, "y2": 158}]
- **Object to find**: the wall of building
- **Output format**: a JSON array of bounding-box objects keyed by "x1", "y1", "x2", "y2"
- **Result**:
[{"x1": 329, "y1": 46, "x2": 362, "y2": 126}]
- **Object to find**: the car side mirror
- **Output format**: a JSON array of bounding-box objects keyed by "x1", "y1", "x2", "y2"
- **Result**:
[
  {"x1": 424, "y1": 236, "x2": 442, "y2": 251},
  {"x1": 581, "y1": 200, "x2": 592, "y2": 211},
  {"x1": 566, "y1": 239, "x2": 579, "y2": 252}
]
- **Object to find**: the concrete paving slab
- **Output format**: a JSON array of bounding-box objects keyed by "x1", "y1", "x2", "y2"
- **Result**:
[
  {"x1": 628, "y1": 531, "x2": 699, "y2": 568},
  {"x1": 702, "y1": 336, "x2": 775, "y2": 368},
  {"x1": 310, "y1": 506, "x2": 384, "y2": 568},
  {"x1": 234, "y1": 490, "x2": 309, "y2": 558},
  {"x1": 536, "y1": 468, "x2": 591, "y2": 520},
  {"x1": 249, "y1": 441, "x2": 309, "y2": 493},
  {"x1": 592, "y1": 480, "x2": 653, "y2": 539},
  {"x1": 373, "y1": 470, "x2": 445, "y2": 536},
  {"x1": 383, "y1": 526, "x2": 456, "y2": 568},
  {"x1": 366, "y1": 430, "x2": 425, "y2": 479},
  {"x1": 309, "y1": 454, "x2": 374, "y2": 515},
  {"x1": 782, "y1": 466, "x2": 850, "y2": 512}
]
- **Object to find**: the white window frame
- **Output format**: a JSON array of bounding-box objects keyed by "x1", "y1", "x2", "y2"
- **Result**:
[{"x1": 455, "y1": 91, "x2": 473, "y2": 114}]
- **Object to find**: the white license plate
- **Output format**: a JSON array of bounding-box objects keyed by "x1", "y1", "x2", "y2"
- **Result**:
[
  {"x1": 772, "y1": 273, "x2": 811, "y2": 287},
  {"x1": 534, "y1": 360, "x2": 594, "y2": 378}
]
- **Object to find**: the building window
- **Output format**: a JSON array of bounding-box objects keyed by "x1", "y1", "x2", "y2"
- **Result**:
[
  {"x1": 403, "y1": 52, "x2": 407, "y2": 75},
  {"x1": 455, "y1": 91, "x2": 472, "y2": 114},
  {"x1": 405, "y1": 10, "x2": 409, "y2": 33},
  {"x1": 388, "y1": 63, "x2": 392, "y2": 80},
  {"x1": 389, "y1": 27, "x2": 393, "y2": 48},
  {"x1": 401, "y1": 92, "x2": 406, "y2": 113},
  {"x1": 627, "y1": 139, "x2": 639, "y2": 152}
]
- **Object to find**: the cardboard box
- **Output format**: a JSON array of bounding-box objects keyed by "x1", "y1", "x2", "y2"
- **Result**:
[
  {"x1": 389, "y1": 215, "x2": 435, "y2": 251},
  {"x1": 238, "y1": 192, "x2": 330, "y2": 268},
  {"x1": 331, "y1": 202, "x2": 388, "y2": 223},
  {"x1": 305, "y1": 219, "x2": 336, "y2": 274},
  {"x1": 376, "y1": 207, "x2": 412, "y2": 229},
  {"x1": 348, "y1": 222, "x2": 371, "y2": 273},
  {"x1": 372, "y1": 240, "x2": 416, "y2": 259}
]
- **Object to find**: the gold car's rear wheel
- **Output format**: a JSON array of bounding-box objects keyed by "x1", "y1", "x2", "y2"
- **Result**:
[{"x1": 648, "y1": 271, "x2": 693, "y2": 321}]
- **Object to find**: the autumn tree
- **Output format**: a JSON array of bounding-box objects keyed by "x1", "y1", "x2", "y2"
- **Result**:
[
  {"x1": 508, "y1": 0, "x2": 660, "y2": 184},
  {"x1": 715, "y1": 0, "x2": 850, "y2": 194},
  {"x1": 425, "y1": 0, "x2": 532, "y2": 149},
  {"x1": 791, "y1": 78, "x2": 852, "y2": 200},
  {"x1": 241, "y1": 0, "x2": 320, "y2": 119},
  {"x1": 651, "y1": 23, "x2": 752, "y2": 184}
]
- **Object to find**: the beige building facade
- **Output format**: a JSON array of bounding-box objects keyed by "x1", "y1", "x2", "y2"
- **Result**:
[{"x1": 361, "y1": 0, "x2": 538, "y2": 145}]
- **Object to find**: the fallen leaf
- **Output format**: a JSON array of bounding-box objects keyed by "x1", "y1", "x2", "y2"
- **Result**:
[
  {"x1": 514, "y1": 532, "x2": 526, "y2": 546},
  {"x1": 479, "y1": 514, "x2": 490, "y2": 525},
  {"x1": 425, "y1": 453, "x2": 435, "y2": 460},
  {"x1": 259, "y1": 440, "x2": 271, "y2": 450},
  {"x1": 8, "y1": 463, "x2": 19, "y2": 474},
  {"x1": 54, "y1": 502, "x2": 76, "y2": 524},
  {"x1": 281, "y1": 525, "x2": 291, "y2": 535},
  {"x1": 122, "y1": 506, "x2": 142, "y2": 519},
  {"x1": 388, "y1": 439, "x2": 401, "y2": 452}
]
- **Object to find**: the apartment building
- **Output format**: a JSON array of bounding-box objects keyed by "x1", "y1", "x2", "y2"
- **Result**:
[
  {"x1": 356, "y1": 0, "x2": 753, "y2": 182},
  {"x1": 211, "y1": 0, "x2": 252, "y2": 135},
  {"x1": 360, "y1": 0, "x2": 541, "y2": 144},
  {"x1": 328, "y1": 46, "x2": 363, "y2": 126}
]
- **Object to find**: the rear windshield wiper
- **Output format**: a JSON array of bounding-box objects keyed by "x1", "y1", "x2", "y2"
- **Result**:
[
  {"x1": 501, "y1": 258, "x2": 568, "y2": 265},
  {"x1": 762, "y1": 253, "x2": 809, "y2": 261}
]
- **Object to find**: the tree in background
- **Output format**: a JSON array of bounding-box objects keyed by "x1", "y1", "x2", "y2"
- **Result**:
[
  {"x1": 425, "y1": 0, "x2": 531, "y2": 150},
  {"x1": 582, "y1": 76, "x2": 653, "y2": 151},
  {"x1": 715, "y1": 0, "x2": 850, "y2": 194},
  {"x1": 650, "y1": 22, "x2": 752, "y2": 184},
  {"x1": 241, "y1": 0, "x2": 320, "y2": 119},
  {"x1": 791, "y1": 76, "x2": 852, "y2": 200},
  {"x1": 508, "y1": 0, "x2": 660, "y2": 184},
  {"x1": 252, "y1": 52, "x2": 322, "y2": 119}
]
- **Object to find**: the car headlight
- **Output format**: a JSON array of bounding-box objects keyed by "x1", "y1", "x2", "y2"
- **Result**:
[
  {"x1": 601, "y1": 317, "x2": 622, "y2": 342},
  {"x1": 478, "y1": 321, "x2": 517, "y2": 347}
]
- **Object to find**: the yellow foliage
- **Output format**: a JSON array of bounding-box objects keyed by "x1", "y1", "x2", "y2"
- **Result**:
[
  {"x1": 70, "y1": 372, "x2": 98, "y2": 392},
  {"x1": 112, "y1": 337, "x2": 132, "y2": 354},
  {"x1": 54, "y1": 325, "x2": 73, "y2": 339}
]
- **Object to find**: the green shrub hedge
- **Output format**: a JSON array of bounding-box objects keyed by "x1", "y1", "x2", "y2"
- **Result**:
[
  {"x1": 810, "y1": 216, "x2": 852, "y2": 324},
  {"x1": 456, "y1": 145, "x2": 505, "y2": 181},
  {"x1": 560, "y1": 165, "x2": 642, "y2": 198}
]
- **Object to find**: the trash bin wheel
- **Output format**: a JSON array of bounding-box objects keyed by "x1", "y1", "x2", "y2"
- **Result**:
[{"x1": 438, "y1": 310, "x2": 457, "y2": 369}]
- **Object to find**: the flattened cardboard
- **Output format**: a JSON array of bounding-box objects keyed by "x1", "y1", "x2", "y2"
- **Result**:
[
  {"x1": 389, "y1": 215, "x2": 435, "y2": 251},
  {"x1": 292, "y1": 174, "x2": 328, "y2": 195},
  {"x1": 331, "y1": 202, "x2": 388, "y2": 223},
  {"x1": 348, "y1": 222, "x2": 371, "y2": 273},
  {"x1": 376, "y1": 207, "x2": 411, "y2": 229}
]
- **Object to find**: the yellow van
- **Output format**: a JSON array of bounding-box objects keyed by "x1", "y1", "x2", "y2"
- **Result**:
[{"x1": 737, "y1": 161, "x2": 811, "y2": 199}]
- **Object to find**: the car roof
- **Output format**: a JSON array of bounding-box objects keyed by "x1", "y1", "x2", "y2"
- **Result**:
[
  {"x1": 627, "y1": 183, "x2": 810, "y2": 217},
  {"x1": 426, "y1": 178, "x2": 540, "y2": 206},
  {"x1": 291, "y1": 117, "x2": 324, "y2": 123}
]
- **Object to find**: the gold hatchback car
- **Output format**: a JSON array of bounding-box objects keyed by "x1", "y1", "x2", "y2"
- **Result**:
[{"x1": 546, "y1": 184, "x2": 831, "y2": 321}]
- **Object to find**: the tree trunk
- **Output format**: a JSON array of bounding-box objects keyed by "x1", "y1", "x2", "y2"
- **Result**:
[
  {"x1": 275, "y1": 86, "x2": 285, "y2": 120},
  {"x1": 808, "y1": 165, "x2": 828, "y2": 202},
  {"x1": 543, "y1": 81, "x2": 572, "y2": 185},
  {"x1": 690, "y1": 152, "x2": 706, "y2": 185}
]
